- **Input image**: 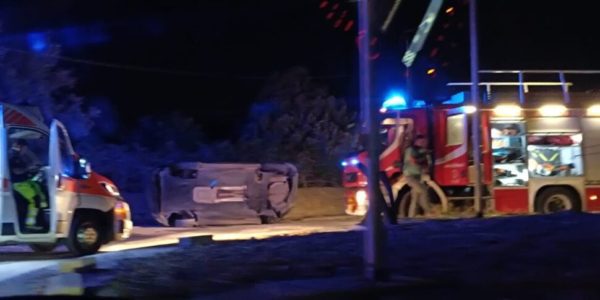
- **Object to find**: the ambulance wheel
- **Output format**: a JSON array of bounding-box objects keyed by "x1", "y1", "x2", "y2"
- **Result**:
[
  {"x1": 29, "y1": 243, "x2": 57, "y2": 253},
  {"x1": 67, "y1": 215, "x2": 103, "y2": 256},
  {"x1": 535, "y1": 187, "x2": 581, "y2": 214}
]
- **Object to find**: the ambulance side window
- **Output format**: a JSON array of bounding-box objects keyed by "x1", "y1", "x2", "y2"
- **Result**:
[
  {"x1": 58, "y1": 130, "x2": 75, "y2": 177},
  {"x1": 6, "y1": 128, "x2": 49, "y2": 181}
]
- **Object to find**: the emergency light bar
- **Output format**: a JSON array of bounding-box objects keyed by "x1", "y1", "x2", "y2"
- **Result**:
[
  {"x1": 539, "y1": 104, "x2": 567, "y2": 117},
  {"x1": 587, "y1": 104, "x2": 600, "y2": 116},
  {"x1": 382, "y1": 95, "x2": 407, "y2": 110},
  {"x1": 493, "y1": 104, "x2": 522, "y2": 117}
]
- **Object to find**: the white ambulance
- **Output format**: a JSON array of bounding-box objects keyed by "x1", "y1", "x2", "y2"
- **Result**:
[{"x1": 0, "y1": 104, "x2": 132, "y2": 255}]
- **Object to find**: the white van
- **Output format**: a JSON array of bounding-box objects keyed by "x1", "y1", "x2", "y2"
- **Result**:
[{"x1": 0, "y1": 104, "x2": 132, "y2": 255}]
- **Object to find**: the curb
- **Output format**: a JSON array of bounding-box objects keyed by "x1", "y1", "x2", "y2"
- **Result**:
[
  {"x1": 44, "y1": 273, "x2": 84, "y2": 296},
  {"x1": 179, "y1": 235, "x2": 213, "y2": 248},
  {"x1": 59, "y1": 256, "x2": 97, "y2": 273},
  {"x1": 43, "y1": 257, "x2": 97, "y2": 296}
]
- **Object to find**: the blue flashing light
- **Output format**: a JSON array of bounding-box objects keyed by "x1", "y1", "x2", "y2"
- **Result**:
[
  {"x1": 27, "y1": 33, "x2": 47, "y2": 52},
  {"x1": 382, "y1": 94, "x2": 407, "y2": 111},
  {"x1": 443, "y1": 92, "x2": 468, "y2": 105},
  {"x1": 413, "y1": 100, "x2": 426, "y2": 108},
  {"x1": 350, "y1": 158, "x2": 360, "y2": 166},
  {"x1": 341, "y1": 161, "x2": 348, "y2": 167}
]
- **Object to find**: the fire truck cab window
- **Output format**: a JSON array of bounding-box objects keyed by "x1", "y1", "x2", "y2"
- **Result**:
[
  {"x1": 379, "y1": 126, "x2": 395, "y2": 148},
  {"x1": 447, "y1": 114, "x2": 466, "y2": 146},
  {"x1": 527, "y1": 134, "x2": 583, "y2": 177},
  {"x1": 379, "y1": 118, "x2": 413, "y2": 148},
  {"x1": 491, "y1": 121, "x2": 527, "y2": 186}
]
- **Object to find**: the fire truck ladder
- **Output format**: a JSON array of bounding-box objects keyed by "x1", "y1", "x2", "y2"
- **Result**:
[{"x1": 448, "y1": 69, "x2": 600, "y2": 104}]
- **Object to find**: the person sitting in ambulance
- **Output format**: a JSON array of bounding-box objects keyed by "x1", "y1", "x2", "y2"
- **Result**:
[{"x1": 9, "y1": 139, "x2": 47, "y2": 229}]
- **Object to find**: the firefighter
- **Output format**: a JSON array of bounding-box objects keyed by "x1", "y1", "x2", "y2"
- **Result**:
[
  {"x1": 9, "y1": 139, "x2": 47, "y2": 229},
  {"x1": 403, "y1": 134, "x2": 433, "y2": 217}
]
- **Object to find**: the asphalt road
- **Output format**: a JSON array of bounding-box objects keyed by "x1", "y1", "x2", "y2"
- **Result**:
[{"x1": 0, "y1": 215, "x2": 362, "y2": 290}]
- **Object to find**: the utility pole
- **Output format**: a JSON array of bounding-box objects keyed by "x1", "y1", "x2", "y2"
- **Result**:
[
  {"x1": 358, "y1": 0, "x2": 386, "y2": 280},
  {"x1": 469, "y1": 0, "x2": 483, "y2": 217}
]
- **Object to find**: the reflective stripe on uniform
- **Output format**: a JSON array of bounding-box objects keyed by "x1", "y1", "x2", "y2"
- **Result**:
[{"x1": 13, "y1": 181, "x2": 47, "y2": 227}]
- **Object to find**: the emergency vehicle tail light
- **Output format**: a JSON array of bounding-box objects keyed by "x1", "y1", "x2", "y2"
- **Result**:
[
  {"x1": 114, "y1": 201, "x2": 130, "y2": 220},
  {"x1": 493, "y1": 104, "x2": 521, "y2": 117},
  {"x1": 539, "y1": 104, "x2": 567, "y2": 117},
  {"x1": 587, "y1": 104, "x2": 600, "y2": 116},
  {"x1": 355, "y1": 190, "x2": 368, "y2": 207},
  {"x1": 341, "y1": 158, "x2": 359, "y2": 167}
]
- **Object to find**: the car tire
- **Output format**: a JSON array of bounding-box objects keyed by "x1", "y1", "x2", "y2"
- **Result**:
[
  {"x1": 29, "y1": 243, "x2": 57, "y2": 253},
  {"x1": 535, "y1": 187, "x2": 581, "y2": 214},
  {"x1": 168, "y1": 213, "x2": 183, "y2": 227},
  {"x1": 66, "y1": 215, "x2": 103, "y2": 256},
  {"x1": 260, "y1": 215, "x2": 280, "y2": 224}
]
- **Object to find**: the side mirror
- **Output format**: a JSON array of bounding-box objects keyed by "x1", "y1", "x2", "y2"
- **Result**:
[{"x1": 72, "y1": 156, "x2": 92, "y2": 179}]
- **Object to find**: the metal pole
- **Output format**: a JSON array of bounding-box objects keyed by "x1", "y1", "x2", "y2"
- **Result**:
[
  {"x1": 559, "y1": 72, "x2": 571, "y2": 104},
  {"x1": 518, "y1": 71, "x2": 525, "y2": 105},
  {"x1": 469, "y1": 0, "x2": 483, "y2": 217},
  {"x1": 358, "y1": 0, "x2": 386, "y2": 281},
  {"x1": 405, "y1": 34, "x2": 412, "y2": 105}
]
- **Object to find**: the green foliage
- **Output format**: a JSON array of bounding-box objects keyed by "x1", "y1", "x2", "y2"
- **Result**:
[
  {"x1": 240, "y1": 67, "x2": 357, "y2": 187},
  {"x1": 0, "y1": 40, "x2": 92, "y2": 139}
]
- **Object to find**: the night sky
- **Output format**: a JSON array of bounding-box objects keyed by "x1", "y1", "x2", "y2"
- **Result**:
[{"x1": 1, "y1": 0, "x2": 599, "y2": 139}]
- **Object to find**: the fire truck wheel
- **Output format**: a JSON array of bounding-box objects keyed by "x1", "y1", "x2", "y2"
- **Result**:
[
  {"x1": 536, "y1": 187, "x2": 581, "y2": 214},
  {"x1": 29, "y1": 243, "x2": 57, "y2": 253},
  {"x1": 67, "y1": 215, "x2": 103, "y2": 256}
]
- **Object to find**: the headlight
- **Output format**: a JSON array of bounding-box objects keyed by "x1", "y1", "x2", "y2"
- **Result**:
[
  {"x1": 114, "y1": 201, "x2": 130, "y2": 220},
  {"x1": 101, "y1": 182, "x2": 121, "y2": 197}
]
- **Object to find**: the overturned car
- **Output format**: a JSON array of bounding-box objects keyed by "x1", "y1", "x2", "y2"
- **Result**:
[{"x1": 149, "y1": 162, "x2": 298, "y2": 226}]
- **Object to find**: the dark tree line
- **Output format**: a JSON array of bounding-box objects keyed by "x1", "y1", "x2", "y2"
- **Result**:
[{"x1": 0, "y1": 37, "x2": 357, "y2": 192}]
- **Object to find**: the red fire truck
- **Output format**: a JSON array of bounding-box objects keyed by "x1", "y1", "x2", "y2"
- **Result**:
[{"x1": 342, "y1": 71, "x2": 600, "y2": 217}]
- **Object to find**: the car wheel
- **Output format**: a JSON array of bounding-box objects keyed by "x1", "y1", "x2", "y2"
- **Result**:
[
  {"x1": 168, "y1": 213, "x2": 183, "y2": 227},
  {"x1": 260, "y1": 215, "x2": 280, "y2": 224}
]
